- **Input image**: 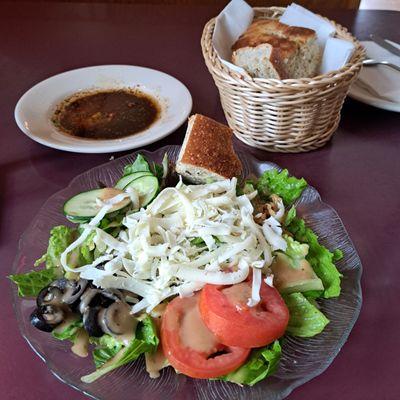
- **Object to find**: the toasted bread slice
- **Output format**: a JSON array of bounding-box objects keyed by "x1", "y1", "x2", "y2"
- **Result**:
[{"x1": 176, "y1": 114, "x2": 242, "y2": 184}]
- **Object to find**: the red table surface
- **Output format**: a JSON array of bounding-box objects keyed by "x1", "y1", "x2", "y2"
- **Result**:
[{"x1": 1, "y1": 2, "x2": 399, "y2": 399}]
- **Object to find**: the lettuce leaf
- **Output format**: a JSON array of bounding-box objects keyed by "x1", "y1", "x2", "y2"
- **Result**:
[
  {"x1": 333, "y1": 249, "x2": 344, "y2": 262},
  {"x1": 281, "y1": 234, "x2": 309, "y2": 268},
  {"x1": 152, "y1": 162, "x2": 164, "y2": 182},
  {"x1": 237, "y1": 180, "x2": 256, "y2": 196},
  {"x1": 91, "y1": 335, "x2": 123, "y2": 368},
  {"x1": 257, "y1": 169, "x2": 307, "y2": 205},
  {"x1": 9, "y1": 226, "x2": 75, "y2": 296},
  {"x1": 122, "y1": 153, "x2": 164, "y2": 186},
  {"x1": 78, "y1": 231, "x2": 96, "y2": 265},
  {"x1": 286, "y1": 217, "x2": 342, "y2": 298},
  {"x1": 221, "y1": 340, "x2": 281, "y2": 386},
  {"x1": 190, "y1": 236, "x2": 222, "y2": 248},
  {"x1": 190, "y1": 237, "x2": 206, "y2": 247},
  {"x1": 52, "y1": 319, "x2": 83, "y2": 341},
  {"x1": 9, "y1": 268, "x2": 58, "y2": 297},
  {"x1": 160, "y1": 153, "x2": 169, "y2": 181},
  {"x1": 302, "y1": 290, "x2": 324, "y2": 299},
  {"x1": 81, "y1": 316, "x2": 158, "y2": 383},
  {"x1": 137, "y1": 316, "x2": 159, "y2": 348},
  {"x1": 123, "y1": 154, "x2": 151, "y2": 176},
  {"x1": 98, "y1": 213, "x2": 125, "y2": 237},
  {"x1": 284, "y1": 292, "x2": 329, "y2": 337},
  {"x1": 284, "y1": 205, "x2": 297, "y2": 226},
  {"x1": 34, "y1": 225, "x2": 76, "y2": 269},
  {"x1": 151, "y1": 155, "x2": 167, "y2": 184}
]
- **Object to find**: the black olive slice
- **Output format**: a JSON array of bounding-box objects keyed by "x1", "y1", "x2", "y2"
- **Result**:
[
  {"x1": 83, "y1": 306, "x2": 103, "y2": 337},
  {"x1": 30, "y1": 305, "x2": 65, "y2": 332},
  {"x1": 41, "y1": 305, "x2": 65, "y2": 325},
  {"x1": 30, "y1": 308, "x2": 54, "y2": 332},
  {"x1": 50, "y1": 278, "x2": 69, "y2": 290}
]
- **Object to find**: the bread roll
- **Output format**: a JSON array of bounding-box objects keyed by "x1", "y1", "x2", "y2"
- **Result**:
[{"x1": 232, "y1": 19, "x2": 321, "y2": 79}]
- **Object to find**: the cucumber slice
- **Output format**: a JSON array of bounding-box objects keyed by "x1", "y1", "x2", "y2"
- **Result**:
[
  {"x1": 124, "y1": 175, "x2": 159, "y2": 207},
  {"x1": 115, "y1": 171, "x2": 153, "y2": 190},
  {"x1": 64, "y1": 188, "x2": 130, "y2": 219},
  {"x1": 66, "y1": 215, "x2": 90, "y2": 224}
]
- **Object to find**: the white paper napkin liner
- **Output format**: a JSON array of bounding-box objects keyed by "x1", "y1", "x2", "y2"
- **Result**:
[
  {"x1": 356, "y1": 40, "x2": 400, "y2": 103},
  {"x1": 321, "y1": 37, "x2": 355, "y2": 74},
  {"x1": 212, "y1": 0, "x2": 253, "y2": 76},
  {"x1": 280, "y1": 3, "x2": 335, "y2": 47}
]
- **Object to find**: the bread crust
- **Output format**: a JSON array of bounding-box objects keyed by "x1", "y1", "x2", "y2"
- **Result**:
[
  {"x1": 249, "y1": 20, "x2": 314, "y2": 41},
  {"x1": 232, "y1": 35, "x2": 297, "y2": 79},
  {"x1": 232, "y1": 19, "x2": 319, "y2": 80},
  {"x1": 176, "y1": 114, "x2": 242, "y2": 180}
]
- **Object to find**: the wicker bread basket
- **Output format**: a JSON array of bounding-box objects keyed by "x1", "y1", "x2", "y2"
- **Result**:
[{"x1": 201, "y1": 7, "x2": 365, "y2": 153}]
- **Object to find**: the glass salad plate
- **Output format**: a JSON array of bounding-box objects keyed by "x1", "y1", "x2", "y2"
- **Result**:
[{"x1": 11, "y1": 145, "x2": 362, "y2": 400}]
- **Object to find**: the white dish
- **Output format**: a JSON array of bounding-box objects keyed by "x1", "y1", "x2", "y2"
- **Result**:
[
  {"x1": 348, "y1": 79, "x2": 400, "y2": 113},
  {"x1": 15, "y1": 65, "x2": 193, "y2": 153},
  {"x1": 349, "y1": 76, "x2": 400, "y2": 112},
  {"x1": 349, "y1": 39, "x2": 400, "y2": 113}
]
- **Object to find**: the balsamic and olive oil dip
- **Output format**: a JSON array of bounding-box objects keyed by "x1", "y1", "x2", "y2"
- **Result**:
[{"x1": 52, "y1": 89, "x2": 160, "y2": 140}]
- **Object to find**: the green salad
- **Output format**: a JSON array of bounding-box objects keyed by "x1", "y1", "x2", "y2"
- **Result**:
[{"x1": 10, "y1": 154, "x2": 342, "y2": 385}]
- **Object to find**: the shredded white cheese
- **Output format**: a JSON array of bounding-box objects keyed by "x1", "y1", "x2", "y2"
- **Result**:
[
  {"x1": 247, "y1": 267, "x2": 262, "y2": 307},
  {"x1": 61, "y1": 178, "x2": 285, "y2": 311},
  {"x1": 265, "y1": 274, "x2": 274, "y2": 287},
  {"x1": 262, "y1": 217, "x2": 287, "y2": 252}
]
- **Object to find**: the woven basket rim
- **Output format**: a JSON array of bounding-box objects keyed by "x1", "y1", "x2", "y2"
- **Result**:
[{"x1": 202, "y1": 6, "x2": 365, "y2": 87}]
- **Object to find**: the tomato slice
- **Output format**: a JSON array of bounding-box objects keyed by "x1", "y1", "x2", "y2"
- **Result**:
[
  {"x1": 199, "y1": 279, "x2": 289, "y2": 348},
  {"x1": 161, "y1": 293, "x2": 250, "y2": 379}
]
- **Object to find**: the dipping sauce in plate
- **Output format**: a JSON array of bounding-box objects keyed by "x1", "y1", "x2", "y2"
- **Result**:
[{"x1": 52, "y1": 89, "x2": 160, "y2": 140}]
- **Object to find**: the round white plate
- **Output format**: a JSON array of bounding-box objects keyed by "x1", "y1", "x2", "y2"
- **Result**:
[
  {"x1": 348, "y1": 80, "x2": 400, "y2": 113},
  {"x1": 15, "y1": 65, "x2": 193, "y2": 153}
]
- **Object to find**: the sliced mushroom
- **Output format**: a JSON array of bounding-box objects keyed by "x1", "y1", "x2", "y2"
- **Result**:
[
  {"x1": 63, "y1": 279, "x2": 88, "y2": 306},
  {"x1": 51, "y1": 278, "x2": 88, "y2": 306},
  {"x1": 98, "y1": 301, "x2": 135, "y2": 336},
  {"x1": 36, "y1": 286, "x2": 64, "y2": 307},
  {"x1": 32, "y1": 277, "x2": 132, "y2": 337},
  {"x1": 83, "y1": 306, "x2": 103, "y2": 337}
]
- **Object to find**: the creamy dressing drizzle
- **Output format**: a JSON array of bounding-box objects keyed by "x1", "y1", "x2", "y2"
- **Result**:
[
  {"x1": 145, "y1": 314, "x2": 168, "y2": 378},
  {"x1": 53, "y1": 313, "x2": 80, "y2": 334},
  {"x1": 97, "y1": 301, "x2": 137, "y2": 345},
  {"x1": 110, "y1": 319, "x2": 137, "y2": 346},
  {"x1": 145, "y1": 347, "x2": 168, "y2": 379},
  {"x1": 180, "y1": 297, "x2": 219, "y2": 354},
  {"x1": 271, "y1": 256, "x2": 316, "y2": 290},
  {"x1": 222, "y1": 282, "x2": 252, "y2": 311},
  {"x1": 71, "y1": 328, "x2": 89, "y2": 358}
]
